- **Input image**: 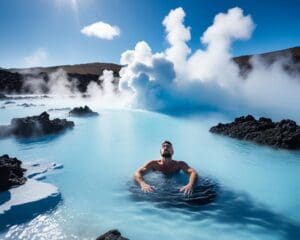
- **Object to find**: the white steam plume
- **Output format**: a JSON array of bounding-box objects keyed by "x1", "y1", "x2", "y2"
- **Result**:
[
  {"x1": 119, "y1": 7, "x2": 300, "y2": 120},
  {"x1": 48, "y1": 69, "x2": 77, "y2": 95},
  {"x1": 86, "y1": 69, "x2": 132, "y2": 108}
]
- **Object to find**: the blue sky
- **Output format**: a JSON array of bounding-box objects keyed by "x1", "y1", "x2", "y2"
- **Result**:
[{"x1": 0, "y1": 0, "x2": 299, "y2": 68}]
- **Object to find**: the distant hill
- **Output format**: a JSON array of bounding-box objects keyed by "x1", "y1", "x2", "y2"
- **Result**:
[
  {"x1": 9, "y1": 62, "x2": 122, "y2": 77},
  {"x1": 1, "y1": 62, "x2": 122, "y2": 94},
  {"x1": 0, "y1": 46, "x2": 299, "y2": 94},
  {"x1": 6, "y1": 46, "x2": 300, "y2": 77},
  {"x1": 233, "y1": 46, "x2": 300, "y2": 75}
]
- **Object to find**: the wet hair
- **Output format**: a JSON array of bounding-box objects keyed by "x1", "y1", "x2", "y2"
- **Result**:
[{"x1": 162, "y1": 140, "x2": 172, "y2": 146}]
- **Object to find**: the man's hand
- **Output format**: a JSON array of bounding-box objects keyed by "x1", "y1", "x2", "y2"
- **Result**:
[
  {"x1": 180, "y1": 184, "x2": 193, "y2": 195},
  {"x1": 141, "y1": 182, "x2": 154, "y2": 193}
]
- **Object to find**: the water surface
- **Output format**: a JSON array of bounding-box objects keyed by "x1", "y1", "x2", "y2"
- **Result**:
[{"x1": 0, "y1": 99, "x2": 300, "y2": 240}]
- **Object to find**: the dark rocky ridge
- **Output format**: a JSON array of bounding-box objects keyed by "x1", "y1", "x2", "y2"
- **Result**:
[
  {"x1": 96, "y1": 229, "x2": 129, "y2": 240},
  {"x1": 210, "y1": 115, "x2": 300, "y2": 149},
  {"x1": 9, "y1": 62, "x2": 121, "y2": 76},
  {"x1": 1, "y1": 62, "x2": 122, "y2": 94},
  {"x1": 0, "y1": 112, "x2": 74, "y2": 138},
  {"x1": 233, "y1": 46, "x2": 300, "y2": 76},
  {"x1": 69, "y1": 106, "x2": 99, "y2": 117},
  {"x1": 0, "y1": 46, "x2": 299, "y2": 94},
  {"x1": 0, "y1": 154, "x2": 26, "y2": 192},
  {"x1": 0, "y1": 69, "x2": 23, "y2": 93}
]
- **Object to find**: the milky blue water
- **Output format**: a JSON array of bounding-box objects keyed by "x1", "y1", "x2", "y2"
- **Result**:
[{"x1": 1, "y1": 98, "x2": 300, "y2": 240}]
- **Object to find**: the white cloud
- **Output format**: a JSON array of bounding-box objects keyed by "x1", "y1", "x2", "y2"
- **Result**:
[
  {"x1": 24, "y1": 48, "x2": 48, "y2": 67},
  {"x1": 81, "y1": 21, "x2": 120, "y2": 40}
]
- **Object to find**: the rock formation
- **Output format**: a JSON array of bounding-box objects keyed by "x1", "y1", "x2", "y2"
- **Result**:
[
  {"x1": 96, "y1": 229, "x2": 129, "y2": 240},
  {"x1": 69, "y1": 106, "x2": 99, "y2": 117},
  {"x1": 210, "y1": 115, "x2": 300, "y2": 149},
  {"x1": 0, "y1": 155, "x2": 26, "y2": 192},
  {"x1": 0, "y1": 112, "x2": 74, "y2": 138}
]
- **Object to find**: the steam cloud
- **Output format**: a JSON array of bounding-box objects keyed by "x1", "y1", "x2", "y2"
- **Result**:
[{"x1": 119, "y1": 7, "x2": 300, "y2": 120}]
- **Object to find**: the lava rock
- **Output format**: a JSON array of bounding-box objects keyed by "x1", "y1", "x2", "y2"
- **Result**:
[
  {"x1": 96, "y1": 230, "x2": 129, "y2": 240},
  {"x1": 0, "y1": 93, "x2": 8, "y2": 100},
  {"x1": 0, "y1": 155, "x2": 27, "y2": 192},
  {"x1": 4, "y1": 101, "x2": 15, "y2": 105},
  {"x1": 0, "y1": 112, "x2": 74, "y2": 138},
  {"x1": 0, "y1": 69, "x2": 23, "y2": 93},
  {"x1": 210, "y1": 115, "x2": 300, "y2": 149},
  {"x1": 69, "y1": 105, "x2": 99, "y2": 117}
]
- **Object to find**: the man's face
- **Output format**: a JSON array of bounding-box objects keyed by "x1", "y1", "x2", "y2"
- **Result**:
[{"x1": 160, "y1": 143, "x2": 174, "y2": 158}]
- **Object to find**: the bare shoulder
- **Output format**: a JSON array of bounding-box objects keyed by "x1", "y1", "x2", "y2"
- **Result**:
[
  {"x1": 175, "y1": 160, "x2": 190, "y2": 170},
  {"x1": 142, "y1": 160, "x2": 159, "y2": 169}
]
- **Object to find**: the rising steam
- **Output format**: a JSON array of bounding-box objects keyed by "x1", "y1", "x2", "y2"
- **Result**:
[{"x1": 118, "y1": 7, "x2": 300, "y2": 120}]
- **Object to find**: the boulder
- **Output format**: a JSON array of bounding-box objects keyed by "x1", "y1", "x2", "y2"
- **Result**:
[
  {"x1": 0, "y1": 155, "x2": 26, "y2": 192},
  {"x1": 69, "y1": 105, "x2": 99, "y2": 117},
  {"x1": 96, "y1": 229, "x2": 129, "y2": 240},
  {"x1": 0, "y1": 112, "x2": 74, "y2": 138},
  {"x1": 210, "y1": 115, "x2": 300, "y2": 149}
]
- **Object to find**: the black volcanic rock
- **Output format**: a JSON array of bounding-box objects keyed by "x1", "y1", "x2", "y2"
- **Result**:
[
  {"x1": 96, "y1": 230, "x2": 129, "y2": 240},
  {"x1": 0, "y1": 69, "x2": 23, "y2": 93},
  {"x1": 69, "y1": 106, "x2": 99, "y2": 117},
  {"x1": 68, "y1": 72, "x2": 100, "y2": 93},
  {"x1": 0, "y1": 93, "x2": 8, "y2": 99},
  {"x1": 210, "y1": 115, "x2": 300, "y2": 149},
  {"x1": 0, "y1": 112, "x2": 74, "y2": 138},
  {"x1": 0, "y1": 155, "x2": 27, "y2": 192}
]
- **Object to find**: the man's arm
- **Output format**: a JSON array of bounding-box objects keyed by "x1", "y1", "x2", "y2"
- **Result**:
[
  {"x1": 178, "y1": 161, "x2": 198, "y2": 195},
  {"x1": 134, "y1": 161, "x2": 156, "y2": 192}
]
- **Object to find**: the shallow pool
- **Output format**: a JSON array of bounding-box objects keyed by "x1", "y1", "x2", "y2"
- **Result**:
[{"x1": 1, "y1": 98, "x2": 300, "y2": 240}]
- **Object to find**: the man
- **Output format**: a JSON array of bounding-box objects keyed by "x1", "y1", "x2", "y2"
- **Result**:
[{"x1": 134, "y1": 140, "x2": 198, "y2": 195}]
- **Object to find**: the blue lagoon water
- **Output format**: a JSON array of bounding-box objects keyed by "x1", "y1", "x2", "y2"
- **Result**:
[{"x1": 1, "y1": 99, "x2": 300, "y2": 239}]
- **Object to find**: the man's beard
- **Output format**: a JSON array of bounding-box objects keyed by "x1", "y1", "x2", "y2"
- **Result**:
[{"x1": 161, "y1": 152, "x2": 172, "y2": 158}]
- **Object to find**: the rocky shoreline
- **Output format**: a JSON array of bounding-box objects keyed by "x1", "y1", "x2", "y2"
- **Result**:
[
  {"x1": 210, "y1": 115, "x2": 300, "y2": 149},
  {"x1": 0, "y1": 156, "x2": 62, "y2": 231},
  {"x1": 0, "y1": 155, "x2": 26, "y2": 192},
  {"x1": 0, "y1": 112, "x2": 74, "y2": 138}
]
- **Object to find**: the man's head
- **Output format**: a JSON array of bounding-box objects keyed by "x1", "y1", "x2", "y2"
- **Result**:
[{"x1": 160, "y1": 140, "x2": 174, "y2": 158}]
